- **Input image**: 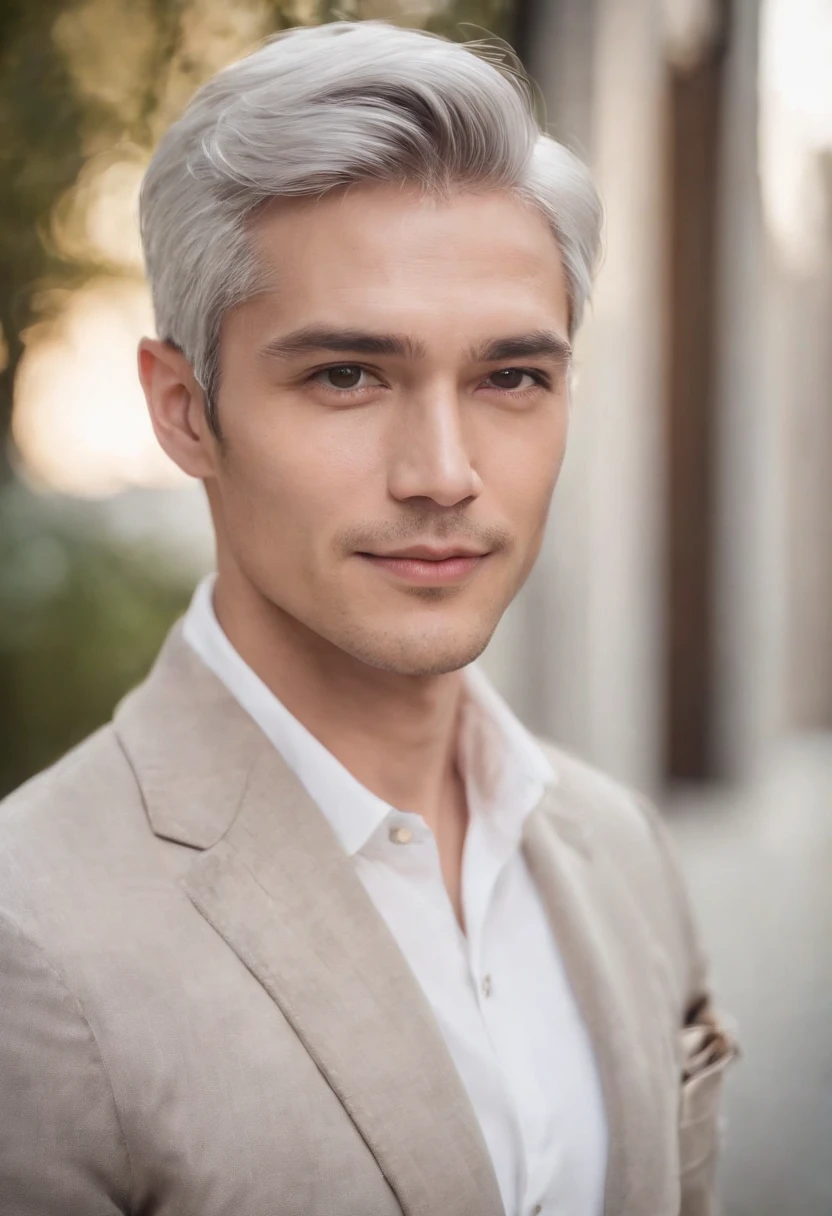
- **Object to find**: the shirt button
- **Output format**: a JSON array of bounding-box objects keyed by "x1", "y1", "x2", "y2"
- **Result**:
[
  {"x1": 531, "y1": 1206, "x2": 543, "y2": 1216},
  {"x1": 481, "y1": 974, "x2": 492, "y2": 998},
  {"x1": 389, "y1": 826, "x2": 413, "y2": 845}
]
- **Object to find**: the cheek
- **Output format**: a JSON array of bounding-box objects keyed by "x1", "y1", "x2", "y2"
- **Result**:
[
  {"x1": 218, "y1": 404, "x2": 380, "y2": 541},
  {"x1": 485, "y1": 406, "x2": 568, "y2": 524}
]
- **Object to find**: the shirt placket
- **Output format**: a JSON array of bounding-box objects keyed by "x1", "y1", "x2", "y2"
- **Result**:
[{"x1": 461, "y1": 811, "x2": 530, "y2": 1215}]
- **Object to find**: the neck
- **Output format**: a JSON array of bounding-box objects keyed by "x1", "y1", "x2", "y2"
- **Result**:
[{"x1": 212, "y1": 570, "x2": 467, "y2": 836}]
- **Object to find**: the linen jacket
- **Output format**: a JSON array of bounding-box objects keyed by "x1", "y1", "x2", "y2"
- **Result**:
[{"x1": 0, "y1": 626, "x2": 736, "y2": 1216}]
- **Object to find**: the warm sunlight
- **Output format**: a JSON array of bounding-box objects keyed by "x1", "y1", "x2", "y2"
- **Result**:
[{"x1": 12, "y1": 279, "x2": 188, "y2": 498}]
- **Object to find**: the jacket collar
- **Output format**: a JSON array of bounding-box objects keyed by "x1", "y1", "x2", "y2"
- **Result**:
[{"x1": 114, "y1": 623, "x2": 261, "y2": 849}]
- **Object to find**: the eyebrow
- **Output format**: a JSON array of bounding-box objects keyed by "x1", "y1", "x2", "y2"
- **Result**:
[
  {"x1": 259, "y1": 326, "x2": 571, "y2": 365},
  {"x1": 260, "y1": 327, "x2": 427, "y2": 361},
  {"x1": 468, "y1": 331, "x2": 572, "y2": 365}
]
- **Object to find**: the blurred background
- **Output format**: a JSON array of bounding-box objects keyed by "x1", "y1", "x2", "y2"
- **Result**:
[{"x1": 0, "y1": 0, "x2": 830, "y2": 1210}]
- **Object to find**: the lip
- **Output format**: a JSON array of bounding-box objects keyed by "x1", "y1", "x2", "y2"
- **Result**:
[
  {"x1": 368, "y1": 545, "x2": 490, "y2": 561},
  {"x1": 358, "y1": 550, "x2": 490, "y2": 586}
]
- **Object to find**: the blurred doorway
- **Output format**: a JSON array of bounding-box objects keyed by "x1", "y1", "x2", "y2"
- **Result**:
[{"x1": 664, "y1": 0, "x2": 730, "y2": 783}]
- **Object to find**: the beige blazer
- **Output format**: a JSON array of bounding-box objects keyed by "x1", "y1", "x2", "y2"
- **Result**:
[{"x1": 0, "y1": 626, "x2": 735, "y2": 1216}]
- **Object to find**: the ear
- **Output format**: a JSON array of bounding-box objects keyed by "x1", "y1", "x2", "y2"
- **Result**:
[{"x1": 137, "y1": 339, "x2": 218, "y2": 479}]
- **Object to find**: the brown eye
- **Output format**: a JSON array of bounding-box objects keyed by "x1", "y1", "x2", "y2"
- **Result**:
[
  {"x1": 325, "y1": 366, "x2": 363, "y2": 389},
  {"x1": 489, "y1": 368, "x2": 527, "y2": 390}
]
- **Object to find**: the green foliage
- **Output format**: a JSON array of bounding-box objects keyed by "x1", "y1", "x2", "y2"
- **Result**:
[
  {"x1": 0, "y1": 485, "x2": 194, "y2": 798},
  {"x1": 426, "y1": 0, "x2": 513, "y2": 44}
]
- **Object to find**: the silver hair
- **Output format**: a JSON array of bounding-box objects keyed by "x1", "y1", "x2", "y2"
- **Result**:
[{"x1": 140, "y1": 21, "x2": 602, "y2": 433}]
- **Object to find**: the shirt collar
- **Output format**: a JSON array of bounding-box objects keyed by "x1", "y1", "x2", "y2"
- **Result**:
[
  {"x1": 459, "y1": 663, "x2": 557, "y2": 846},
  {"x1": 182, "y1": 574, "x2": 557, "y2": 858}
]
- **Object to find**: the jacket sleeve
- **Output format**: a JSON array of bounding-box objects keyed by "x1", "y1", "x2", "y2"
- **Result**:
[
  {"x1": 0, "y1": 910, "x2": 131, "y2": 1215},
  {"x1": 638, "y1": 797, "x2": 739, "y2": 1216}
]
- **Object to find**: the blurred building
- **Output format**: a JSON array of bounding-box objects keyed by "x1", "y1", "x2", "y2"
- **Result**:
[{"x1": 486, "y1": 0, "x2": 832, "y2": 796}]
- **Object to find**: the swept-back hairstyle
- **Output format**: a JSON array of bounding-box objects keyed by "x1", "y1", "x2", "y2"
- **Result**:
[{"x1": 140, "y1": 21, "x2": 602, "y2": 432}]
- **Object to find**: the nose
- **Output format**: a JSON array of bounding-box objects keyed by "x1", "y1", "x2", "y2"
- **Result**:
[{"x1": 386, "y1": 385, "x2": 483, "y2": 508}]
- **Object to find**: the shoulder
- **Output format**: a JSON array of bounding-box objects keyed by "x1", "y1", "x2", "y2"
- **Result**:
[
  {"x1": 0, "y1": 724, "x2": 149, "y2": 924},
  {"x1": 535, "y1": 739, "x2": 708, "y2": 1007},
  {"x1": 535, "y1": 739, "x2": 671, "y2": 876},
  {"x1": 537, "y1": 739, "x2": 658, "y2": 843},
  {"x1": 0, "y1": 734, "x2": 137, "y2": 1208},
  {"x1": 0, "y1": 722, "x2": 140, "y2": 835}
]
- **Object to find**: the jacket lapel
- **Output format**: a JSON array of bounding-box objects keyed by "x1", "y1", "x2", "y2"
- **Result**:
[
  {"x1": 522, "y1": 791, "x2": 677, "y2": 1216},
  {"x1": 114, "y1": 629, "x2": 504, "y2": 1216}
]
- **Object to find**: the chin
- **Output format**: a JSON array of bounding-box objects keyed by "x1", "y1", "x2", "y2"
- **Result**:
[{"x1": 340, "y1": 622, "x2": 494, "y2": 677}]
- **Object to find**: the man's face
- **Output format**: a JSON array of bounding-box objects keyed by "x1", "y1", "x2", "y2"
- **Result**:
[{"x1": 211, "y1": 183, "x2": 572, "y2": 676}]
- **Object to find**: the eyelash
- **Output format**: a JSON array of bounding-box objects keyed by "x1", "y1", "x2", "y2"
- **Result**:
[{"x1": 306, "y1": 365, "x2": 552, "y2": 398}]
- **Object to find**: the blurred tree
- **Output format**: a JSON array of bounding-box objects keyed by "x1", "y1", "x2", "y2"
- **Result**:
[
  {"x1": 0, "y1": 0, "x2": 201, "y2": 798},
  {"x1": 0, "y1": 0, "x2": 87, "y2": 483}
]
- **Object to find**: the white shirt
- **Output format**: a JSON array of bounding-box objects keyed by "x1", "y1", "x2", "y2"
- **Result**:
[{"x1": 183, "y1": 575, "x2": 607, "y2": 1216}]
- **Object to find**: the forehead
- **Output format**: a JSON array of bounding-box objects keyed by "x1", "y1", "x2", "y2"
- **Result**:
[{"x1": 242, "y1": 183, "x2": 570, "y2": 344}]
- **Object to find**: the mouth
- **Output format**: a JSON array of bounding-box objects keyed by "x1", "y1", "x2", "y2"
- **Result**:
[{"x1": 356, "y1": 546, "x2": 491, "y2": 586}]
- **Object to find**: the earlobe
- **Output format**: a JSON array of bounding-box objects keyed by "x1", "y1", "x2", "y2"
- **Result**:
[{"x1": 137, "y1": 338, "x2": 216, "y2": 479}]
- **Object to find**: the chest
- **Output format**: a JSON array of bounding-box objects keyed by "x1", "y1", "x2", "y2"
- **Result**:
[{"x1": 353, "y1": 821, "x2": 609, "y2": 1216}]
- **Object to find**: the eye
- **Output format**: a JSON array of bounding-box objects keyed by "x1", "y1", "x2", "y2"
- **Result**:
[
  {"x1": 484, "y1": 368, "x2": 545, "y2": 392},
  {"x1": 316, "y1": 365, "x2": 368, "y2": 390}
]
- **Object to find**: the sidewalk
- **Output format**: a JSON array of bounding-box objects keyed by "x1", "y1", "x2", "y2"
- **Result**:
[{"x1": 666, "y1": 737, "x2": 832, "y2": 1215}]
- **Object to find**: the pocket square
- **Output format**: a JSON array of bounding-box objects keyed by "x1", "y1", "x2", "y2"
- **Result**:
[{"x1": 681, "y1": 996, "x2": 739, "y2": 1084}]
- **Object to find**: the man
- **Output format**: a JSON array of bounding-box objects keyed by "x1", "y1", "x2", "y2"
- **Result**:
[{"x1": 0, "y1": 20, "x2": 735, "y2": 1216}]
